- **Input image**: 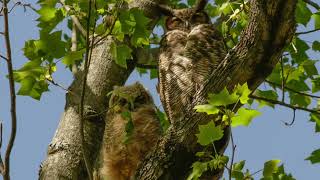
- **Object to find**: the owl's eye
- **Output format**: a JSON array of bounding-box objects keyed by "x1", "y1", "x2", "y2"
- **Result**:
[
  {"x1": 135, "y1": 95, "x2": 145, "y2": 103},
  {"x1": 119, "y1": 98, "x2": 127, "y2": 106},
  {"x1": 166, "y1": 16, "x2": 184, "y2": 30}
]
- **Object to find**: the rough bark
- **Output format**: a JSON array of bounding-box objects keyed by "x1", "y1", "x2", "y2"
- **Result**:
[
  {"x1": 39, "y1": 0, "x2": 165, "y2": 179},
  {"x1": 39, "y1": 0, "x2": 297, "y2": 179},
  {"x1": 135, "y1": 0, "x2": 297, "y2": 179}
]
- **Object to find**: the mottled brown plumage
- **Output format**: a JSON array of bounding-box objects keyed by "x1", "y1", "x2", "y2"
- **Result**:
[
  {"x1": 102, "y1": 83, "x2": 161, "y2": 180},
  {"x1": 158, "y1": 6, "x2": 227, "y2": 124}
]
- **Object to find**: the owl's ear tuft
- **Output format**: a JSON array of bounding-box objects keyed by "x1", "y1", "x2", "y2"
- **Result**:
[
  {"x1": 157, "y1": 4, "x2": 174, "y2": 16},
  {"x1": 194, "y1": 0, "x2": 208, "y2": 12}
]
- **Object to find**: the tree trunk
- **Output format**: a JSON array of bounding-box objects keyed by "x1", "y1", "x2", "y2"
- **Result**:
[{"x1": 40, "y1": 0, "x2": 297, "y2": 179}]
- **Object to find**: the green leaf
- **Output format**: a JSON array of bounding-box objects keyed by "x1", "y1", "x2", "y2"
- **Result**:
[
  {"x1": 111, "y1": 43, "x2": 132, "y2": 68},
  {"x1": 295, "y1": 0, "x2": 312, "y2": 26},
  {"x1": 231, "y1": 108, "x2": 261, "y2": 127},
  {"x1": 17, "y1": 77, "x2": 37, "y2": 96},
  {"x1": 40, "y1": 31, "x2": 66, "y2": 59},
  {"x1": 37, "y1": 7, "x2": 64, "y2": 33},
  {"x1": 302, "y1": 60, "x2": 318, "y2": 77},
  {"x1": 156, "y1": 109, "x2": 170, "y2": 133},
  {"x1": 37, "y1": 6, "x2": 57, "y2": 22},
  {"x1": 232, "y1": 170, "x2": 244, "y2": 180},
  {"x1": 233, "y1": 160, "x2": 246, "y2": 171},
  {"x1": 195, "y1": 152, "x2": 206, "y2": 157},
  {"x1": 194, "y1": 104, "x2": 220, "y2": 115},
  {"x1": 312, "y1": 41, "x2": 320, "y2": 51},
  {"x1": 263, "y1": 160, "x2": 281, "y2": 177},
  {"x1": 17, "y1": 78, "x2": 49, "y2": 100},
  {"x1": 150, "y1": 69, "x2": 158, "y2": 79},
  {"x1": 312, "y1": 77, "x2": 320, "y2": 93},
  {"x1": 187, "y1": 162, "x2": 208, "y2": 180},
  {"x1": 208, "y1": 155, "x2": 229, "y2": 170},
  {"x1": 310, "y1": 113, "x2": 320, "y2": 132},
  {"x1": 306, "y1": 149, "x2": 320, "y2": 164},
  {"x1": 196, "y1": 121, "x2": 224, "y2": 146},
  {"x1": 130, "y1": 8, "x2": 151, "y2": 46},
  {"x1": 208, "y1": 88, "x2": 239, "y2": 106},
  {"x1": 121, "y1": 111, "x2": 134, "y2": 144},
  {"x1": 13, "y1": 60, "x2": 45, "y2": 82},
  {"x1": 290, "y1": 37, "x2": 309, "y2": 64},
  {"x1": 254, "y1": 89, "x2": 278, "y2": 108},
  {"x1": 286, "y1": 79, "x2": 310, "y2": 92},
  {"x1": 289, "y1": 92, "x2": 311, "y2": 108},
  {"x1": 234, "y1": 83, "x2": 251, "y2": 104},
  {"x1": 312, "y1": 12, "x2": 320, "y2": 29},
  {"x1": 62, "y1": 50, "x2": 84, "y2": 66}
]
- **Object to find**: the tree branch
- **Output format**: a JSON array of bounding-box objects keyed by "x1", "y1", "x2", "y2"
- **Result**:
[
  {"x1": 79, "y1": 0, "x2": 94, "y2": 178},
  {"x1": 265, "y1": 80, "x2": 320, "y2": 99},
  {"x1": 59, "y1": 0, "x2": 87, "y2": 37},
  {"x1": 250, "y1": 95, "x2": 320, "y2": 114},
  {"x1": 71, "y1": 22, "x2": 79, "y2": 74},
  {"x1": 2, "y1": 0, "x2": 17, "y2": 179},
  {"x1": 136, "y1": 63, "x2": 157, "y2": 69},
  {"x1": 296, "y1": 28, "x2": 320, "y2": 35}
]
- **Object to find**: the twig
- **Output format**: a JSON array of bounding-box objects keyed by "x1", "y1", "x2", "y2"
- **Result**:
[
  {"x1": 59, "y1": 0, "x2": 87, "y2": 37},
  {"x1": 0, "y1": 54, "x2": 8, "y2": 61},
  {"x1": 2, "y1": 0, "x2": 17, "y2": 179},
  {"x1": 303, "y1": 0, "x2": 320, "y2": 9},
  {"x1": 250, "y1": 95, "x2": 320, "y2": 114},
  {"x1": 228, "y1": 100, "x2": 240, "y2": 180},
  {"x1": 46, "y1": 77, "x2": 79, "y2": 98},
  {"x1": 93, "y1": 13, "x2": 119, "y2": 47},
  {"x1": 8, "y1": 2, "x2": 21, "y2": 13},
  {"x1": 79, "y1": 0, "x2": 93, "y2": 179},
  {"x1": 0, "y1": 1, "x2": 36, "y2": 15},
  {"x1": 0, "y1": 122, "x2": 3, "y2": 148},
  {"x1": 0, "y1": 122, "x2": 4, "y2": 174},
  {"x1": 250, "y1": 169, "x2": 263, "y2": 177},
  {"x1": 296, "y1": 28, "x2": 320, "y2": 35},
  {"x1": 265, "y1": 80, "x2": 320, "y2": 99},
  {"x1": 21, "y1": 3, "x2": 37, "y2": 12},
  {"x1": 283, "y1": 109, "x2": 296, "y2": 126},
  {"x1": 280, "y1": 57, "x2": 285, "y2": 102},
  {"x1": 136, "y1": 63, "x2": 157, "y2": 69}
]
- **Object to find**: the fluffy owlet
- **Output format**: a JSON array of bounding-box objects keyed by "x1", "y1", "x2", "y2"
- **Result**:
[
  {"x1": 158, "y1": 1, "x2": 227, "y2": 124},
  {"x1": 102, "y1": 83, "x2": 161, "y2": 180}
]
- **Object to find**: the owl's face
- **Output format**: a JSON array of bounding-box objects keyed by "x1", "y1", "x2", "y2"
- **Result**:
[
  {"x1": 108, "y1": 83, "x2": 153, "y2": 112},
  {"x1": 165, "y1": 9, "x2": 210, "y2": 32}
]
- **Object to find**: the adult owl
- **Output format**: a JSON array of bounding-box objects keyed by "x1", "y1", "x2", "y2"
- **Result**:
[
  {"x1": 102, "y1": 83, "x2": 161, "y2": 180},
  {"x1": 158, "y1": 0, "x2": 227, "y2": 124}
]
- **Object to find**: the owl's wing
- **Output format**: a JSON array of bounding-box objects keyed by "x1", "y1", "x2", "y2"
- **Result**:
[
  {"x1": 158, "y1": 30, "x2": 192, "y2": 123},
  {"x1": 184, "y1": 24, "x2": 227, "y2": 88}
]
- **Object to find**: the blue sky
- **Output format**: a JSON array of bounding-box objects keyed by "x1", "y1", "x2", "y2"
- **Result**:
[{"x1": 0, "y1": 0, "x2": 320, "y2": 179}]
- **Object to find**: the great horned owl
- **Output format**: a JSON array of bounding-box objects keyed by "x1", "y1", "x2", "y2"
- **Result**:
[
  {"x1": 102, "y1": 83, "x2": 161, "y2": 180},
  {"x1": 158, "y1": 1, "x2": 227, "y2": 124}
]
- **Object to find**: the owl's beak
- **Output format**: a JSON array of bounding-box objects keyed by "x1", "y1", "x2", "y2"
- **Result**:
[{"x1": 185, "y1": 21, "x2": 190, "y2": 30}]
